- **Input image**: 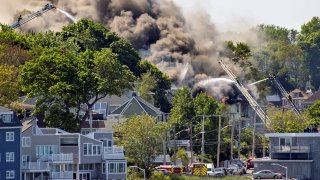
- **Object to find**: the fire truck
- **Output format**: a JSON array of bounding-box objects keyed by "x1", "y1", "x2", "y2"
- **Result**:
[{"x1": 156, "y1": 165, "x2": 187, "y2": 174}]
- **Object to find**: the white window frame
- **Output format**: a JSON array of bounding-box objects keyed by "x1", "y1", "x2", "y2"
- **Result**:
[
  {"x1": 32, "y1": 126, "x2": 37, "y2": 135},
  {"x1": 5, "y1": 152, "x2": 14, "y2": 162},
  {"x1": 2, "y1": 114, "x2": 12, "y2": 123},
  {"x1": 22, "y1": 155, "x2": 30, "y2": 166},
  {"x1": 92, "y1": 145, "x2": 101, "y2": 155},
  {"x1": 5, "y1": 132, "x2": 14, "y2": 142},
  {"x1": 84, "y1": 143, "x2": 93, "y2": 156},
  {"x1": 22, "y1": 137, "x2": 31, "y2": 147},
  {"x1": 6, "y1": 170, "x2": 14, "y2": 179},
  {"x1": 279, "y1": 137, "x2": 292, "y2": 147},
  {"x1": 118, "y1": 162, "x2": 126, "y2": 173}
]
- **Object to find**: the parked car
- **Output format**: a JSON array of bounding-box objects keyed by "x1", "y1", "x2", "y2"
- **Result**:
[
  {"x1": 212, "y1": 172, "x2": 225, "y2": 178},
  {"x1": 213, "y1": 168, "x2": 227, "y2": 176},
  {"x1": 253, "y1": 170, "x2": 282, "y2": 179}
]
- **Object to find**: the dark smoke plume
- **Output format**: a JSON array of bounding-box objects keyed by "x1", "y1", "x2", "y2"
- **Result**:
[{"x1": 3, "y1": 0, "x2": 257, "y2": 99}]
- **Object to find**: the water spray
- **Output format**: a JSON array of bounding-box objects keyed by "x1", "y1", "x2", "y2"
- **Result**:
[{"x1": 248, "y1": 78, "x2": 268, "y2": 86}]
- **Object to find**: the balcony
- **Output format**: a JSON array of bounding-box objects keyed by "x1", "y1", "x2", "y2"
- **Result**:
[
  {"x1": 103, "y1": 146, "x2": 125, "y2": 160},
  {"x1": 272, "y1": 145, "x2": 310, "y2": 153},
  {"x1": 38, "y1": 153, "x2": 73, "y2": 163},
  {"x1": 22, "y1": 162, "x2": 50, "y2": 171},
  {"x1": 51, "y1": 171, "x2": 73, "y2": 179}
]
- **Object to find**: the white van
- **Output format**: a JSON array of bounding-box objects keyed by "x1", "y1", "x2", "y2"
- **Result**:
[{"x1": 205, "y1": 163, "x2": 215, "y2": 176}]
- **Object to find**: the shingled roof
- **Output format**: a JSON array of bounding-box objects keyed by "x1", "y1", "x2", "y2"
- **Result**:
[{"x1": 110, "y1": 96, "x2": 163, "y2": 117}]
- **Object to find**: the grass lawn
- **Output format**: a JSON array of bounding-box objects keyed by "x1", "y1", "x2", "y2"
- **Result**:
[{"x1": 183, "y1": 175, "x2": 252, "y2": 180}]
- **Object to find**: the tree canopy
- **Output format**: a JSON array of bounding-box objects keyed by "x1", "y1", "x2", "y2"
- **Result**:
[{"x1": 115, "y1": 114, "x2": 167, "y2": 174}]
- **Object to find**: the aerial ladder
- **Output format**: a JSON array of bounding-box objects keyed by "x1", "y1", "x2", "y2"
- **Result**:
[
  {"x1": 268, "y1": 74, "x2": 303, "y2": 118},
  {"x1": 217, "y1": 59, "x2": 270, "y2": 124},
  {"x1": 9, "y1": 3, "x2": 56, "y2": 29}
]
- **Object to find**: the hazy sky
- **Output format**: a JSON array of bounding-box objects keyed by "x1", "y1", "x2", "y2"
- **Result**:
[{"x1": 174, "y1": 0, "x2": 320, "y2": 32}]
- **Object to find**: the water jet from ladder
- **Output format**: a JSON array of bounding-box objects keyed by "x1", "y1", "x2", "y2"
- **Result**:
[
  {"x1": 248, "y1": 78, "x2": 268, "y2": 86},
  {"x1": 57, "y1": 8, "x2": 78, "y2": 23}
]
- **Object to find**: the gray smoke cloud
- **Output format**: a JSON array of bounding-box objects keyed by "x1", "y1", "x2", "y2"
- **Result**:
[{"x1": 2, "y1": 0, "x2": 259, "y2": 99}]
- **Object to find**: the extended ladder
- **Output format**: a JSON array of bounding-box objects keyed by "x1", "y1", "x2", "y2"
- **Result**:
[
  {"x1": 10, "y1": 3, "x2": 56, "y2": 29},
  {"x1": 268, "y1": 75, "x2": 303, "y2": 118},
  {"x1": 217, "y1": 59, "x2": 269, "y2": 124}
]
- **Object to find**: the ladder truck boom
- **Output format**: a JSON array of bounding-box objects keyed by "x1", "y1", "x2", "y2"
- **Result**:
[
  {"x1": 218, "y1": 59, "x2": 269, "y2": 124},
  {"x1": 268, "y1": 74, "x2": 303, "y2": 118},
  {"x1": 10, "y1": 3, "x2": 56, "y2": 29}
]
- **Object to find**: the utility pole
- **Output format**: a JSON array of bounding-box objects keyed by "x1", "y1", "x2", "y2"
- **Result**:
[
  {"x1": 201, "y1": 114, "x2": 205, "y2": 163},
  {"x1": 88, "y1": 107, "x2": 93, "y2": 132},
  {"x1": 174, "y1": 123, "x2": 177, "y2": 165},
  {"x1": 238, "y1": 119, "x2": 241, "y2": 159},
  {"x1": 230, "y1": 114, "x2": 234, "y2": 160},
  {"x1": 263, "y1": 106, "x2": 267, "y2": 157},
  {"x1": 163, "y1": 115, "x2": 167, "y2": 165},
  {"x1": 217, "y1": 115, "x2": 221, "y2": 167},
  {"x1": 252, "y1": 106, "x2": 257, "y2": 157},
  {"x1": 189, "y1": 123, "x2": 193, "y2": 164}
]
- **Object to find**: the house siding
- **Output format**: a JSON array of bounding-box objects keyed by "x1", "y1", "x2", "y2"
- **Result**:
[
  {"x1": 0, "y1": 127, "x2": 21, "y2": 180},
  {"x1": 256, "y1": 134, "x2": 320, "y2": 180}
]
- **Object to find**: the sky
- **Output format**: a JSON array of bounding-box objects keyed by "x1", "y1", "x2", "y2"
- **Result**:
[{"x1": 174, "y1": 0, "x2": 320, "y2": 32}]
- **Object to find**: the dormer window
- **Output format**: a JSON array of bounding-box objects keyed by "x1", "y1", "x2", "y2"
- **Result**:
[{"x1": 2, "y1": 114, "x2": 12, "y2": 123}]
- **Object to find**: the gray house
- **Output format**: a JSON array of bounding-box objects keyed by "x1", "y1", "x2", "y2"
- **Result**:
[
  {"x1": 21, "y1": 119, "x2": 126, "y2": 180},
  {"x1": 81, "y1": 93, "x2": 165, "y2": 134},
  {"x1": 253, "y1": 133, "x2": 320, "y2": 180}
]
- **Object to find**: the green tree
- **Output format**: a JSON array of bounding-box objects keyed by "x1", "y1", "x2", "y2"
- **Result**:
[
  {"x1": 267, "y1": 107, "x2": 308, "y2": 133},
  {"x1": 253, "y1": 25, "x2": 307, "y2": 90},
  {"x1": 175, "y1": 148, "x2": 190, "y2": 167},
  {"x1": 0, "y1": 64, "x2": 20, "y2": 106},
  {"x1": 136, "y1": 71, "x2": 157, "y2": 103},
  {"x1": 299, "y1": 17, "x2": 320, "y2": 89},
  {"x1": 139, "y1": 60, "x2": 171, "y2": 113},
  {"x1": 19, "y1": 47, "x2": 134, "y2": 131},
  {"x1": 115, "y1": 114, "x2": 167, "y2": 174},
  {"x1": 169, "y1": 87, "x2": 194, "y2": 125},
  {"x1": 305, "y1": 100, "x2": 320, "y2": 125},
  {"x1": 61, "y1": 19, "x2": 119, "y2": 51}
]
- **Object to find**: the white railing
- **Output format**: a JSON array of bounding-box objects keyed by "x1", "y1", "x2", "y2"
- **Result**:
[
  {"x1": 273, "y1": 145, "x2": 310, "y2": 153},
  {"x1": 51, "y1": 171, "x2": 73, "y2": 179},
  {"x1": 22, "y1": 162, "x2": 50, "y2": 171},
  {"x1": 103, "y1": 146, "x2": 125, "y2": 159},
  {"x1": 38, "y1": 153, "x2": 73, "y2": 162}
]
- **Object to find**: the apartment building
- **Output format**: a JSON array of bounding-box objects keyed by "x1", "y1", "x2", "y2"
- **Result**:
[
  {"x1": 21, "y1": 119, "x2": 126, "y2": 180},
  {"x1": 0, "y1": 106, "x2": 22, "y2": 180},
  {"x1": 253, "y1": 133, "x2": 318, "y2": 180}
]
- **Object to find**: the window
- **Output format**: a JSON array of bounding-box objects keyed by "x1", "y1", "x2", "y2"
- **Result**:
[
  {"x1": 6, "y1": 152, "x2": 14, "y2": 162},
  {"x1": 6, "y1": 132, "x2": 14, "y2": 141},
  {"x1": 36, "y1": 145, "x2": 58, "y2": 157},
  {"x1": 93, "y1": 145, "x2": 101, "y2": 155},
  {"x1": 5, "y1": 171, "x2": 14, "y2": 179},
  {"x1": 102, "y1": 163, "x2": 106, "y2": 174},
  {"x1": 279, "y1": 137, "x2": 291, "y2": 146},
  {"x1": 60, "y1": 138, "x2": 78, "y2": 146},
  {"x1": 84, "y1": 143, "x2": 92, "y2": 155},
  {"x1": 118, "y1": 163, "x2": 125, "y2": 173},
  {"x1": 2, "y1": 114, "x2": 12, "y2": 123},
  {"x1": 32, "y1": 126, "x2": 37, "y2": 135},
  {"x1": 79, "y1": 164, "x2": 94, "y2": 171},
  {"x1": 22, "y1": 155, "x2": 30, "y2": 166},
  {"x1": 22, "y1": 137, "x2": 31, "y2": 147},
  {"x1": 102, "y1": 139, "x2": 112, "y2": 147},
  {"x1": 109, "y1": 163, "x2": 116, "y2": 173}
]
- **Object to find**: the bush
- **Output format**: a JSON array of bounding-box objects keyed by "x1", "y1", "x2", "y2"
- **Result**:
[
  {"x1": 150, "y1": 171, "x2": 170, "y2": 180},
  {"x1": 169, "y1": 174, "x2": 185, "y2": 180}
]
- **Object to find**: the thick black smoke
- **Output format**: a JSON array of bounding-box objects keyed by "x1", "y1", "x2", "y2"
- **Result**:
[{"x1": 6, "y1": 0, "x2": 257, "y2": 99}]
